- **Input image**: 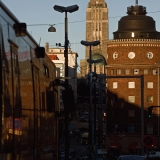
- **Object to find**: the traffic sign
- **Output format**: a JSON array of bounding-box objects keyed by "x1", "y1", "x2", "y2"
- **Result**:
[
  {"x1": 143, "y1": 135, "x2": 154, "y2": 148},
  {"x1": 87, "y1": 72, "x2": 98, "y2": 83}
]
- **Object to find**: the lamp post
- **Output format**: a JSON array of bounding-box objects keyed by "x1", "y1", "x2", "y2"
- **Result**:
[
  {"x1": 81, "y1": 40, "x2": 100, "y2": 160},
  {"x1": 54, "y1": 4, "x2": 79, "y2": 160}
]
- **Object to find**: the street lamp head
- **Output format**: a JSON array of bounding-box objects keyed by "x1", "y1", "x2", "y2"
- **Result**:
[
  {"x1": 54, "y1": 5, "x2": 66, "y2": 13},
  {"x1": 66, "y1": 5, "x2": 79, "y2": 13},
  {"x1": 48, "y1": 25, "x2": 56, "y2": 32},
  {"x1": 87, "y1": 59, "x2": 103, "y2": 64},
  {"x1": 81, "y1": 40, "x2": 91, "y2": 46},
  {"x1": 90, "y1": 40, "x2": 100, "y2": 46},
  {"x1": 81, "y1": 40, "x2": 100, "y2": 46},
  {"x1": 54, "y1": 5, "x2": 79, "y2": 13}
]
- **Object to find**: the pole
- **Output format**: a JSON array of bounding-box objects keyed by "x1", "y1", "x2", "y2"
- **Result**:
[
  {"x1": 64, "y1": 11, "x2": 69, "y2": 160},
  {"x1": 158, "y1": 68, "x2": 159, "y2": 147},
  {"x1": 94, "y1": 64, "x2": 96, "y2": 144},
  {"x1": 140, "y1": 75, "x2": 144, "y2": 155},
  {"x1": 89, "y1": 45, "x2": 93, "y2": 160},
  {"x1": 94, "y1": 64, "x2": 97, "y2": 160}
]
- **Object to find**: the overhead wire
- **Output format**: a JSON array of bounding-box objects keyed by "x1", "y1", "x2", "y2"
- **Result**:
[
  {"x1": 27, "y1": 10, "x2": 160, "y2": 27},
  {"x1": 28, "y1": 9, "x2": 160, "y2": 74}
]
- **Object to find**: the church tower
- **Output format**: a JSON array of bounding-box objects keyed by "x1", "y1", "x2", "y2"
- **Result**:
[{"x1": 80, "y1": 0, "x2": 108, "y2": 76}]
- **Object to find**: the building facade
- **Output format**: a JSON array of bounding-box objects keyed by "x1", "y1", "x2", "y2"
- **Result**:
[
  {"x1": 80, "y1": 0, "x2": 108, "y2": 76},
  {"x1": 45, "y1": 42, "x2": 78, "y2": 109},
  {"x1": 106, "y1": 3, "x2": 160, "y2": 155}
]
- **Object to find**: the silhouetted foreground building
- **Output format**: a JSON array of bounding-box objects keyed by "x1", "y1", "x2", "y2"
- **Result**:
[{"x1": 0, "y1": 2, "x2": 59, "y2": 160}]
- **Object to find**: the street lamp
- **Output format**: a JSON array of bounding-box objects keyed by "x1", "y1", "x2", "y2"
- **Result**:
[
  {"x1": 54, "y1": 4, "x2": 79, "y2": 160},
  {"x1": 48, "y1": 25, "x2": 56, "y2": 32},
  {"x1": 81, "y1": 40, "x2": 100, "y2": 160},
  {"x1": 81, "y1": 40, "x2": 100, "y2": 73}
]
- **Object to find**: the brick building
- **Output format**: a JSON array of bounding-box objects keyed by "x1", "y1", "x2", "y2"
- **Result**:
[
  {"x1": 79, "y1": 0, "x2": 160, "y2": 155},
  {"x1": 106, "y1": 3, "x2": 160, "y2": 155}
]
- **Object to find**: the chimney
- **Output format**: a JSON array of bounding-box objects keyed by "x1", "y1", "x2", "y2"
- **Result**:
[{"x1": 45, "y1": 42, "x2": 49, "y2": 52}]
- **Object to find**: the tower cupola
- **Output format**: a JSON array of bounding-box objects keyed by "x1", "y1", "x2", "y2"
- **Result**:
[{"x1": 113, "y1": 1, "x2": 160, "y2": 39}]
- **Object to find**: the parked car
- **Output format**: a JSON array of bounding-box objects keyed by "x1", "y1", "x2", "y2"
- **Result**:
[
  {"x1": 60, "y1": 151, "x2": 72, "y2": 160},
  {"x1": 145, "y1": 151, "x2": 160, "y2": 159},
  {"x1": 117, "y1": 155, "x2": 146, "y2": 160}
]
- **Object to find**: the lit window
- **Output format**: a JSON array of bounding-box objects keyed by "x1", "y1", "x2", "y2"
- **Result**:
[
  {"x1": 131, "y1": 32, "x2": 135, "y2": 37},
  {"x1": 147, "y1": 96, "x2": 153, "y2": 103},
  {"x1": 117, "y1": 69, "x2": 121, "y2": 75},
  {"x1": 128, "y1": 82, "x2": 135, "y2": 88},
  {"x1": 144, "y1": 69, "x2": 148, "y2": 75},
  {"x1": 147, "y1": 82, "x2": 153, "y2": 89},
  {"x1": 152, "y1": 69, "x2": 156, "y2": 75},
  {"x1": 128, "y1": 125, "x2": 135, "y2": 133},
  {"x1": 134, "y1": 69, "x2": 139, "y2": 74},
  {"x1": 113, "y1": 82, "x2": 118, "y2": 89},
  {"x1": 125, "y1": 69, "x2": 130, "y2": 75},
  {"x1": 147, "y1": 125, "x2": 153, "y2": 134},
  {"x1": 111, "y1": 69, "x2": 114, "y2": 75},
  {"x1": 128, "y1": 110, "x2": 135, "y2": 117},
  {"x1": 128, "y1": 96, "x2": 135, "y2": 103}
]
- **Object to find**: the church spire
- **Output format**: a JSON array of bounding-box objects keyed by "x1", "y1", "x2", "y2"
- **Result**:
[{"x1": 136, "y1": 0, "x2": 138, "y2": 6}]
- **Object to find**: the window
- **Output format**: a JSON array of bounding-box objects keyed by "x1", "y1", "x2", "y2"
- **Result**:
[
  {"x1": 128, "y1": 125, "x2": 135, "y2": 133},
  {"x1": 144, "y1": 69, "x2": 148, "y2": 75},
  {"x1": 128, "y1": 82, "x2": 135, "y2": 88},
  {"x1": 111, "y1": 69, "x2": 114, "y2": 75},
  {"x1": 147, "y1": 125, "x2": 153, "y2": 134},
  {"x1": 131, "y1": 32, "x2": 135, "y2": 37},
  {"x1": 134, "y1": 69, "x2": 139, "y2": 74},
  {"x1": 43, "y1": 64, "x2": 49, "y2": 77},
  {"x1": 147, "y1": 82, "x2": 153, "y2": 89},
  {"x1": 152, "y1": 69, "x2": 156, "y2": 75},
  {"x1": 117, "y1": 69, "x2": 121, "y2": 75},
  {"x1": 128, "y1": 110, "x2": 135, "y2": 117},
  {"x1": 113, "y1": 52, "x2": 118, "y2": 59},
  {"x1": 147, "y1": 96, "x2": 153, "y2": 103},
  {"x1": 128, "y1": 96, "x2": 135, "y2": 103},
  {"x1": 113, "y1": 82, "x2": 118, "y2": 89},
  {"x1": 125, "y1": 69, "x2": 130, "y2": 75},
  {"x1": 147, "y1": 52, "x2": 153, "y2": 59}
]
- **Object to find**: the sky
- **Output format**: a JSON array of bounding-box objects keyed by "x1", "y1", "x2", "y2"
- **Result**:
[{"x1": 2, "y1": 0, "x2": 160, "y2": 71}]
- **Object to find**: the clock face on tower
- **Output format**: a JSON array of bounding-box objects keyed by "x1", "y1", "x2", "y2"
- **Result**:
[{"x1": 128, "y1": 52, "x2": 135, "y2": 59}]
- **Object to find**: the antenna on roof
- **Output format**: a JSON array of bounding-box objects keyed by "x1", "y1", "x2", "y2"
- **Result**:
[
  {"x1": 39, "y1": 38, "x2": 41, "y2": 46},
  {"x1": 136, "y1": 0, "x2": 138, "y2": 6}
]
